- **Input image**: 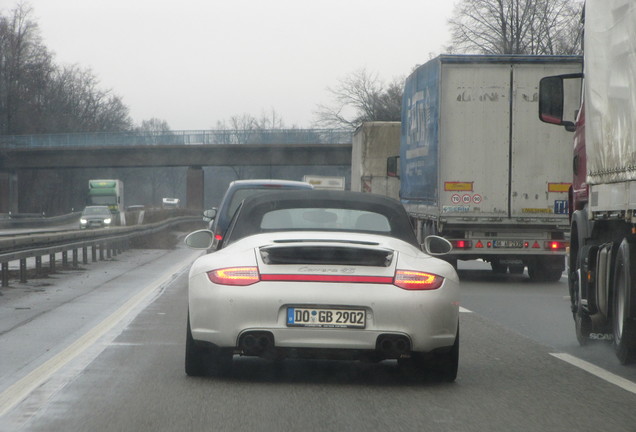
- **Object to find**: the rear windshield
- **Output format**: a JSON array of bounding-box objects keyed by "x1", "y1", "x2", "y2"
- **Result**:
[{"x1": 260, "y1": 208, "x2": 390, "y2": 232}]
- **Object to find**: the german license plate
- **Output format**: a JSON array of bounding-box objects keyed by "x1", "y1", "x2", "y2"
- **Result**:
[
  {"x1": 286, "y1": 307, "x2": 366, "y2": 328},
  {"x1": 493, "y1": 240, "x2": 524, "y2": 248}
]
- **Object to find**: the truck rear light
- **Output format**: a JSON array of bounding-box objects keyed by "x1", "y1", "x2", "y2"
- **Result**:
[
  {"x1": 452, "y1": 240, "x2": 472, "y2": 249},
  {"x1": 545, "y1": 240, "x2": 567, "y2": 251},
  {"x1": 207, "y1": 267, "x2": 260, "y2": 286},
  {"x1": 393, "y1": 270, "x2": 444, "y2": 290}
]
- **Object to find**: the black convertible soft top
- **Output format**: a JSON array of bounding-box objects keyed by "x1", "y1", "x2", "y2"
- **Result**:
[{"x1": 225, "y1": 189, "x2": 419, "y2": 248}]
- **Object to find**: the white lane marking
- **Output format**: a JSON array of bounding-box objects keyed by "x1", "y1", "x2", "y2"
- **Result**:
[
  {"x1": 0, "y1": 254, "x2": 196, "y2": 417},
  {"x1": 460, "y1": 307, "x2": 472, "y2": 313},
  {"x1": 550, "y1": 353, "x2": 636, "y2": 395}
]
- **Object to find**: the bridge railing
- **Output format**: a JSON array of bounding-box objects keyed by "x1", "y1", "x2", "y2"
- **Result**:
[{"x1": 0, "y1": 129, "x2": 353, "y2": 148}]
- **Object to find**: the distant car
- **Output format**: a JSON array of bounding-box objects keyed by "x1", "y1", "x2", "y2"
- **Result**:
[
  {"x1": 79, "y1": 206, "x2": 113, "y2": 229},
  {"x1": 184, "y1": 190, "x2": 460, "y2": 380},
  {"x1": 204, "y1": 179, "x2": 313, "y2": 250}
]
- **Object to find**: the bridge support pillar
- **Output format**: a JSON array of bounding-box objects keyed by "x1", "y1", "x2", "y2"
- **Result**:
[
  {"x1": 186, "y1": 166, "x2": 204, "y2": 211},
  {"x1": 0, "y1": 170, "x2": 18, "y2": 214}
]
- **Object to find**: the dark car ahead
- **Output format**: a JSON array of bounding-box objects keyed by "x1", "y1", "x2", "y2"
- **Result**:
[
  {"x1": 204, "y1": 179, "x2": 313, "y2": 250},
  {"x1": 79, "y1": 206, "x2": 113, "y2": 229}
]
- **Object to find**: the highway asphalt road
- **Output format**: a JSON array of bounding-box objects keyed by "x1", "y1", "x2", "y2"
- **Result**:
[{"x1": 0, "y1": 247, "x2": 634, "y2": 431}]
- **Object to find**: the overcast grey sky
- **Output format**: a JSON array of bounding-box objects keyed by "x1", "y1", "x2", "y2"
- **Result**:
[{"x1": 3, "y1": 0, "x2": 456, "y2": 130}]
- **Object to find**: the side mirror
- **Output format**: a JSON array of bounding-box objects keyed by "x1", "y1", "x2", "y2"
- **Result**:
[
  {"x1": 202, "y1": 208, "x2": 217, "y2": 223},
  {"x1": 422, "y1": 235, "x2": 453, "y2": 256},
  {"x1": 387, "y1": 156, "x2": 400, "y2": 178},
  {"x1": 538, "y1": 74, "x2": 582, "y2": 132},
  {"x1": 184, "y1": 229, "x2": 215, "y2": 249}
]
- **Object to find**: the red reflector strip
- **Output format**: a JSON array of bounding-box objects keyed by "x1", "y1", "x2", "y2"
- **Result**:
[{"x1": 260, "y1": 274, "x2": 393, "y2": 283}]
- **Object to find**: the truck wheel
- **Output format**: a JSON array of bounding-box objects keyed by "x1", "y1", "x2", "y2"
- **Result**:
[
  {"x1": 574, "y1": 309, "x2": 592, "y2": 346},
  {"x1": 612, "y1": 239, "x2": 636, "y2": 364},
  {"x1": 528, "y1": 258, "x2": 563, "y2": 282},
  {"x1": 491, "y1": 261, "x2": 507, "y2": 274},
  {"x1": 508, "y1": 264, "x2": 524, "y2": 274}
]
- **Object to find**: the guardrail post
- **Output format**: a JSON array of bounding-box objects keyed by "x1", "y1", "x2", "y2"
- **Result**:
[
  {"x1": 72, "y1": 248, "x2": 78, "y2": 267},
  {"x1": 92, "y1": 245, "x2": 97, "y2": 262},
  {"x1": 35, "y1": 256, "x2": 42, "y2": 275},
  {"x1": 83, "y1": 247, "x2": 88, "y2": 264},
  {"x1": 62, "y1": 251, "x2": 68, "y2": 267},
  {"x1": 49, "y1": 253, "x2": 56, "y2": 272},
  {"x1": 107, "y1": 243, "x2": 112, "y2": 259},
  {"x1": 2, "y1": 262, "x2": 8, "y2": 287},
  {"x1": 99, "y1": 243, "x2": 105, "y2": 260}
]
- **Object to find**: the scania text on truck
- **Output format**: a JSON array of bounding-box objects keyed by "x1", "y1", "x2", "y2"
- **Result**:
[
  {"x1": 397, "y1": 55, "x2": 582, "y2": 281},
  {"x1": 539, "y1": 0, "x2": 636, "y2": 363},
  {"x1": 87, "y1": 179, "x2": 125, "y2": 225}
]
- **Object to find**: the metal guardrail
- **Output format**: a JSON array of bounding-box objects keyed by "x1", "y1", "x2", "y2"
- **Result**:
[
  {"x1": 0, "y1": 216, "x2": 201, "y2": 287},
  {"x1": 0, "y1": 129, "x2": 354, "y2": 149},
  {"x1": 0, "y1": 212, "x2": 81, "y2": 229}
]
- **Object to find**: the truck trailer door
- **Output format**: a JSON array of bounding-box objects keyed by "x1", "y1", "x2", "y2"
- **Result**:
[
  {"x1": 510, "y1": 62, "x2": 581, "y2": 219},
  {"x1": 440, "y1": 62, "x2": 511, "y2": 217}
]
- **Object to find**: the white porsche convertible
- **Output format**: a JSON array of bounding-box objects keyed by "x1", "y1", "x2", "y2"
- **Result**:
[{"x1": 184, "y1": 190, "x2": 460, "y2": 381}]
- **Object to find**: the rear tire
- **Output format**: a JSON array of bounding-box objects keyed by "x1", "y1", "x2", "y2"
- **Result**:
[
  {"x1": 612, "y1": 239, "x2": 636, "y2": 364},
  {"x1": 401, "y1": 325, "x2": 459, "y2": 382},
  {"x1": 433, "y1": 326, "x2": 459, "y2": 382},
  {"x1": 185, "y1": 313, "x2": 233, "y2": 376},
  {"x1": 185, "y1": 315, "x2": 207, "y2": 376}
]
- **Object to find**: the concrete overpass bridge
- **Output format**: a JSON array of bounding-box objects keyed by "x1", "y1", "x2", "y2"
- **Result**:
[{"x1": 0, "y1": 129, "x2": 353, "y2": 212}]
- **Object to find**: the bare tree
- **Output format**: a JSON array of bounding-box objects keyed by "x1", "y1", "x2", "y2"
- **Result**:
[
  {"x1": 448, "y1": 0, "x2": 583, "y2": 55},
  {"x1": 0, "y1": 2, "x2": 54, "y2": 134},
  {"x1": 314, "y1": 69, "x2": 403, "y2": 129},
  {"x1": 45, "y1": 65, "x2": 131, "y2": 133},
  {"x1": 214, "y1": 109, "x2": 290, "y2": 144}
]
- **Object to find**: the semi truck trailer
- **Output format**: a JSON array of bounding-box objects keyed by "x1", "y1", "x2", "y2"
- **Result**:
[
  {"x1": 539, "y1": 0, "x2": 636, "y2": 363},
  {"x1": 397, "y1": 55, "x2": 582, "y2": 281}
]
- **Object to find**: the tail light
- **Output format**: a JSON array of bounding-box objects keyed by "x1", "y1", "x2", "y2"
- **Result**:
[
  {"x1": 393, "y1": 270, "x2": 444, "y2": 290},
  {"x1": 207, "y1": 267, "x2": 260, "y2": 286},
  {"x1": 545, "y1": 240, "x2": 568, "y2": 251},
  {"x1": 451, "y1": 240, "x2": 472, "y2": 249}
]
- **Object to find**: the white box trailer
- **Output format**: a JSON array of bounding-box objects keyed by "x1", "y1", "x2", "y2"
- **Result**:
[
  {"x1": 400, "y1": 55, "x2": 582, "y2": 281},
  {"x1": 351, "y1": 122, "x2": 400, "y2": 200}
]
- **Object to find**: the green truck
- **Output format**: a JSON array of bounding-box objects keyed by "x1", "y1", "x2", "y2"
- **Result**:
[{"x1": 87, "y1": 179, "x2": 125, "y2": 225}]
